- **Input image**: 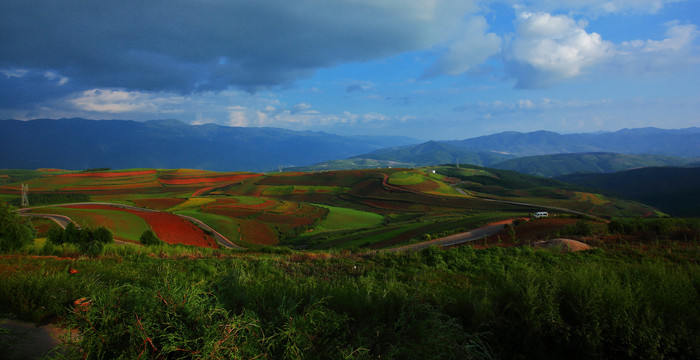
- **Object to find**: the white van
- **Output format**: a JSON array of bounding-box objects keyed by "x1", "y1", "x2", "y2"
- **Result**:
[{"x1": 534, "y1": 211, "x2": 548, "y2": 219}]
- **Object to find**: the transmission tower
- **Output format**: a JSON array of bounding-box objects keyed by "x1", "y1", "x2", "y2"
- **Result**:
[{"x1": 21, "y1": 183, "x2": 29, "y2": 207}]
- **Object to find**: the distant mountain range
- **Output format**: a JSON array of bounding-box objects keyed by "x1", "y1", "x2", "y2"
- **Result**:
[
  {"x1": 0, "y1": 118, "x2": 417, "y2": 172},
  {"x1": 3, "y1": 118, "x2": 700, "y2": 176},
  {"x1": 349, "y1": 128, "x2": 700, "y2": 169}
]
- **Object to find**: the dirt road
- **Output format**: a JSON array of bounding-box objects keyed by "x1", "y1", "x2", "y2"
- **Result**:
[{"x1": 385, "y1": 219, "x2": 516, "y2": 252}]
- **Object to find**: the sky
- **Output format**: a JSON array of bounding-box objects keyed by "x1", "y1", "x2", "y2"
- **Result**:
[{"x1": 1, "y1": 0, "x2": 698, "y2": 140}]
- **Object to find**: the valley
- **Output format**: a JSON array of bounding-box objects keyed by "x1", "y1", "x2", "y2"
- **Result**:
[{"x1": 0, "y1": 165, "x2": 656, "y2": 250}]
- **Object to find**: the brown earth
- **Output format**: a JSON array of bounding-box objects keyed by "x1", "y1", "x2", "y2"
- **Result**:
[{"x1": 533, "y1": 238, "x2": 593, "y2": 252}]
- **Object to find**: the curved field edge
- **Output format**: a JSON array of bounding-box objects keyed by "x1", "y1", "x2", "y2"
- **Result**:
[
  {"x1": 174, "y1": 210, "x2": 242, "y2": 245},
  {"x1": 311, "y1": 204, "x2": 384, "y2": 232},
  {"x1": 26, "y1": 206, "x2": 149, "y2": 242}
]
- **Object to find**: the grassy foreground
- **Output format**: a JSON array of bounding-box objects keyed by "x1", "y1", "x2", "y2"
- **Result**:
[{"x1": 1, "y1": 243, "x2": 699, "y2": 359}]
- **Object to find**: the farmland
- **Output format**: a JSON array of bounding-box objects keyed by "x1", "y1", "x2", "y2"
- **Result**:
[
  {"x1": 1, "y1": 166, "x2": 699, "y2": 359},
  {"x1": 0, "y1": 166, "x2": 661, "y2": 249}
]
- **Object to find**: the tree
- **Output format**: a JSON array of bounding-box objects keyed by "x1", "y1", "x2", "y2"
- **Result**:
[
  {"x1": 0, "y1": 202, "x2": 34, "y2": 251},
  {"x1": 140, "y1": 229, "x2": 162, "y2": 245},
  {"x1": 92, "y1": 226, "x2": 113, "y2": 243}
]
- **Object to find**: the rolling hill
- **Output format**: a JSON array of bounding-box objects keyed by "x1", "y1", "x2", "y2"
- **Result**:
[
  {"x1": 557, "y1": 167, "x2": 700, "y2": 217},
  {"x1": 0, "y1": 118, "x2": 418, "y2": 172},
  {"x1": 332, "y1": 128, "x2": 700, "y2": 170},
  {"x1": 445, "y1": 128, "x2": 700, "y2": 157},
  {"x1": 492, "y1": 152, "x2": 698, "y2": 177}
]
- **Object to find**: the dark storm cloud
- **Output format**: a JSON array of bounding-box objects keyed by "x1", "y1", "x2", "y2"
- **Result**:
[{"x1": 0, "y1": 1, "x2": 472, "y2": 95}]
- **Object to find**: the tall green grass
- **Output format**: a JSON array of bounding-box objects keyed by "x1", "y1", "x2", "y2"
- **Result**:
[{"x1": 1, "y1": 244, "x2": 699, "y2": 359}]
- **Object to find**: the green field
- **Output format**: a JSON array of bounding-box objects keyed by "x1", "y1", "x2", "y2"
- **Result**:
[
  {"x1": 387, "y1": 171, "x2": 426, "y2": 186},
  {"x1": 312, "y1": 204, "x2": 384, "y2": 232},
  {"x1": 175, "y1": 209, "x2": 242, "y2": 244},
  {"x1": 29, "y1": 206, "x2": 149, "y2": 241}
]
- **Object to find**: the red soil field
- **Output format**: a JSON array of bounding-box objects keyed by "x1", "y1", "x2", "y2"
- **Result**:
[
  {"x1": 158, "y1": 173, "x2": 260, "y2": 185},
  {"x1": 66, "y1": 205, "x2": 218, "y2": 248},
  {"x1": 238, "y1": 220, "x2": 278, "y2": 245},
  {"x1": 131, "y1": 198, "x2": 187, "y2": 210},
  {"x1": 62, "y1": 182, "x2": 162, "y2": 191},
  {"x1": 57, "y1": 170, "x2": 157, "y2": 178}
]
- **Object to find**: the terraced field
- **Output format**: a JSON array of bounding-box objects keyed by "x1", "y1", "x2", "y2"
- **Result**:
[{"x1": 1, "y1": 166, "x2": 663, "y2": 249}]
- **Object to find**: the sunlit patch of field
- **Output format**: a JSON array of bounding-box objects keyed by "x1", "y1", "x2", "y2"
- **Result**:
[
  {"x1": 387, "y1": 171, "x2": 426, "y2": 186},
  {"x1": 574, "y1": 192, "x2": 609, "y2": 205},
  {"x1": 311, "y1": 204, "x2": 384, "y2": 232},
  {"x1": 169, "y1": 197, "x2": 216, "y2": 211},
  {"x1": 29, "y1": 205, "x2": 149, "y2": 241}
]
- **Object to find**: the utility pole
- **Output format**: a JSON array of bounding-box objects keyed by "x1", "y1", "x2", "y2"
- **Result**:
[{"x1": 21, "y1": 184, "x2": 29, "y2": 208}]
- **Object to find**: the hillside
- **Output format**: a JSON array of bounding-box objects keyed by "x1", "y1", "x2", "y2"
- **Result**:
[
  {"x1": 349, "y1": 141, "x2": 514, "y2": 167},
  {"x1": 446, "y1": 128, "x2": 700, "y2": 157},
  {"x1": 336, "y1": 128, "x2": 700, "y2": 170},
  {"x1": 557, "y1": 167, "x2": 700, "y2": 216},
  {"x1": 493, "y1": 152, "x2": 697, "y2": 177},
  {"x1": 0, "y1": 118, "x2": 418, "y2": 172}
]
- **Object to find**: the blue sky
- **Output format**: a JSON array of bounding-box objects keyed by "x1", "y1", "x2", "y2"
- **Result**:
[{"x1": 1, "y1": 0, "x2": 698, "y2": 140}]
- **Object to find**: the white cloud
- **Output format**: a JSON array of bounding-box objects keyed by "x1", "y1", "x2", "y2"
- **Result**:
[
  {"x1": 1, "y1": 68, "x2": 29, "y2": 78},
  {"x1": 70, "y1": 89, "x2": 184, "y2": 113},
  {"x1": 495, "y1": 0, "x2": 685, "y2": 16},
  {"x1": 424, "y1": 16, "x2": 501, "y2": 76},
  {"x1": 290, "y1": 102, "x2": 313, "y2": 114},
  {"x1": 611, "y1": 22, "x2": 700, "y2": 74},
  {"x1": 505, "y1": 10, "x2": 612, "y2": 88}
]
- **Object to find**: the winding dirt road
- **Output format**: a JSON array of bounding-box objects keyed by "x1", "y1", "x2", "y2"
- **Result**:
[{"x1": 385, "y1": 219, "x2": 517, "y2": 252}]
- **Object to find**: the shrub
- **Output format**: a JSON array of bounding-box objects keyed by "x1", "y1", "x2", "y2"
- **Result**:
[
  {"x1": 139, "y1": 229, "x2": 162, "y2": 245},
  {"x1": 0, "y1": 202, "x2": 35, "y2": 252}
]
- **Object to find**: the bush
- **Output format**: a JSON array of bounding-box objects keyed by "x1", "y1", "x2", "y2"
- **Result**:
[
  {"x1": 139, "y1": 229, "x2": 162, "y2": 246},
  {"x1": 45, "y1": 224, "x2": 113, "y2": 256},
  {"x1": 0, "y1": 202, "x2": 34, "y2": 252}
]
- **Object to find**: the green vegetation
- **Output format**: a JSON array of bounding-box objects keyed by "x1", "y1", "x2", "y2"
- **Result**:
[
  {"x1": 1, "y1": 244, "x2": 699, "y2": 359},
  {"x1": 46, "y1": 223, "x2": 113, "y2": 255},
  {"x1": 387, "y1": 171, "x2": 425, "y2": 186},
  {"x1": 558, "y1": 167, "x2": 700, "y2": 217},
  {"x1": 139, "y1": 229, "x2": 162, "y2": 245},
  {"x1": 608, "y1": 217, "x2": 700, "y2": 241},
  {"x1": 312, "y1": 204, "x2": 384, "y2": 232},
  {"x1": 493, "y1": 152, "x2": 694, "y2": 177},
  {"x1": 8, "y1": 192, "x2": 91, "y2": 207},
  {"x1": 0, "y1": 202, "x2": 34, "y2": 251},
  {"x1": 1, "y1": 164, "x2": 699, "y2": 358},
  {"x1": 29, "y1": 206, "x2": 149, "y2": 242}
]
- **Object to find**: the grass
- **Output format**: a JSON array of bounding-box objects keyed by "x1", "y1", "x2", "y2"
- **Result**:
[
  {"x1": 312, "y1": 204, "x2": 384, "y2": 232},
  {"x1": 1, "y1": 243, "x2": 699, "y2": 359},
  {"x1": 387, "y1": 171, "x2": 426, "y2": 186}
]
